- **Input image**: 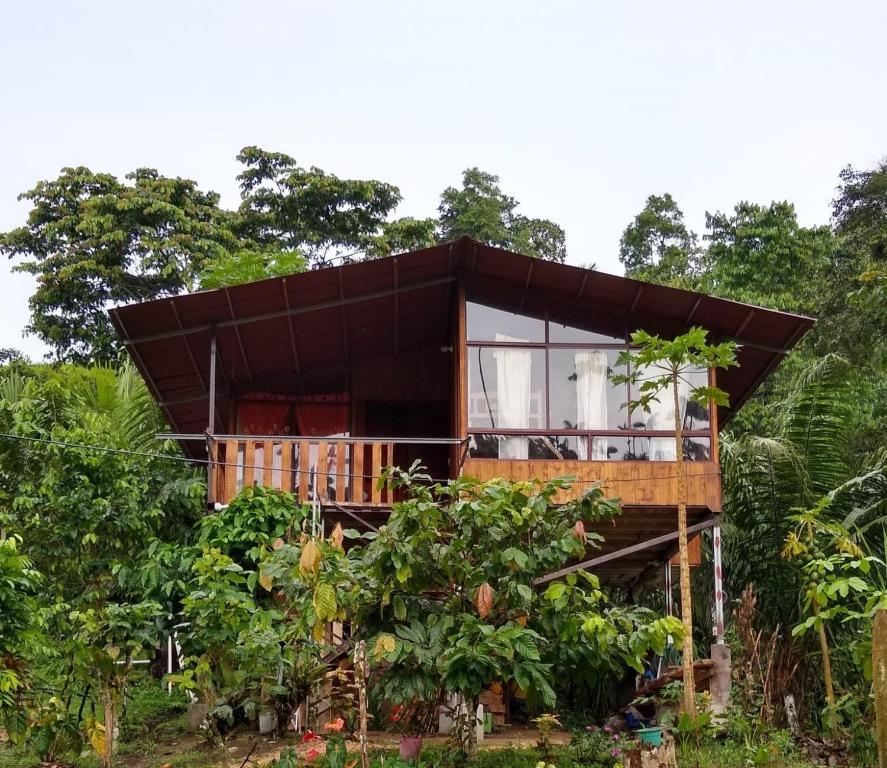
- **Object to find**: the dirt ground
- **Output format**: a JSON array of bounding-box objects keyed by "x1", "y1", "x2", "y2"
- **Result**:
[{"x1": 130, "y1": 727, "x2": 565, "y2": 768}]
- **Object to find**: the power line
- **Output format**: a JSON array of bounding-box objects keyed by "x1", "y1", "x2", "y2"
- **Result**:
[{"x1": 0, "y1": 431, "x2": 719, "y2": 487}]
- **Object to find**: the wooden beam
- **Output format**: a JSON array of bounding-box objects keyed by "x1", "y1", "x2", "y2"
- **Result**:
[
  {"x1": 684, "y1": 296, "x2": 702, "y2": 323},
  {"x1": 734, "y1": 309, "x2": 756, "y2": 337},
  {"x1": 224, "y1": 288, "x2": 252, "y2": 381},
  {"x1": 281, "y1": 277, "x2": 301, "y2": 375},
  {"x1": 392, "y1": 257, "x2": 399, "y2": 356},
  {"x1": 326, "y1": 502, "x2": 380, "y2": 533},
  {"x1": 338, "y1": 267, "x2": 349, "y2": 364},
  {"x1": 535, "y1": 518, "x2": 717, "y2": 585},
  {"x1": 518, "y1": 261, "x2": 535, "y2": 312},
  {"x1": 630, "y1": 285, "x2": 644, "y2": 313}
]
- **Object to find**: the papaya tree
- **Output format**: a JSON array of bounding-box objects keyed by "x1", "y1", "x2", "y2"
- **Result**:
[{"x1": 613, "y1": 327, "x2": 737, "y2": 718}]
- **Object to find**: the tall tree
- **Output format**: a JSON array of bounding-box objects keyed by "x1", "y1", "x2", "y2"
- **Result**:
[
  {"x1": 438, "y1": 168, "x2": 567, "y2": 262},
  {"x1": 0, "y1": 168, "x2": 239, "y2": 363},
  {"x1": 619, "y1": 193, "x2": 700, "y2": 286},
  {"x1": 235, "y1": 146, "x2": 403, "y2": 268},
  {"x1": 703, "y1": 201, "x2": 834, "y2": 314}
]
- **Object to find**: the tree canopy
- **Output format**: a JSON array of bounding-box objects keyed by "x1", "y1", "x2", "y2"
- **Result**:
[{"x1": 3, "y1": 152, "x2": 569, "y2": 364}]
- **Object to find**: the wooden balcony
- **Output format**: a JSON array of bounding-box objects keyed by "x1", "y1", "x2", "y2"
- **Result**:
[
  {"x1": 208, "y1": 434, "x2": 722, "y2": 514},
  {"x1": 208, "y1": 435, "x2": 463, "y2": 507}
]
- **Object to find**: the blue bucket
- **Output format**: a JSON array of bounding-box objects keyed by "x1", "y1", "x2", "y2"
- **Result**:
[{"x1": 634, "y1": 726, "x2": 663, "y2": 746}]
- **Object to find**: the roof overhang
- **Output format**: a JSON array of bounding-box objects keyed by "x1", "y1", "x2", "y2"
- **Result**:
[{"x1": 111, "y1": 237, "x2": 814, "y2": 457}]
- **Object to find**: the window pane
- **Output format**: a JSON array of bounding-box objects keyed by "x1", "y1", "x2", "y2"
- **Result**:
[
  {"x1": 468, "y1": 347, "x2": 545, "y2": 431},
  {"x1": 466, "y1": 302, "x2": 545, "y2": 342},
  {"x1": 529, "y1": 435, "x2": 580, "y2": 460},
  {"x1": 468, "y1": 434, "x2": 580, "y2": 460},
  {"x1": 617, "y1": 435, "x2": 711, "y2": 461},
  {"x1": 548, "y1": 349, "x2": 629, "y2": 432},
  {"x1": 682, "y1": 366, "x2": 711, "y2": 430},
  {"x1": 591, "y1": 436, "x2": 637, "y2": 461},
  {"x1": 634, "y1": 363, "x2": 711, "y2": 432},
  {"x1": 549, "y1": 322, "x2": 624, "y2": 344}
]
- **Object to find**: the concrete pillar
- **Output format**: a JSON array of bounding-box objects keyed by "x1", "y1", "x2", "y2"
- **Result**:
[{"x1": 710, "y1": 643, "x2": 732, "y2": 714}]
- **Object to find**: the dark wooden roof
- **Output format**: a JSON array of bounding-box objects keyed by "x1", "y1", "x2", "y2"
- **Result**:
[{"x1": 111, "y1": 237, "x2": 814, "y2": 453}]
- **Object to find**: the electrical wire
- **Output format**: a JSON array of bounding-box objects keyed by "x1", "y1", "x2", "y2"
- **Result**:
[{"x1": 0, "y1": 431, "x2": 719, "y2": 487}]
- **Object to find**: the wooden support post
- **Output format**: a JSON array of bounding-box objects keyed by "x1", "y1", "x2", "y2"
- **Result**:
[
  {"x1": 875, "y1": 609, "x2": 886, "y2": 768},
  {"x1": 206, "y1": 332, "x2": 217, "y2": 507}
]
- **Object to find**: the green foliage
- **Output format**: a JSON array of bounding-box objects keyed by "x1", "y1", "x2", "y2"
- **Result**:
[
  {"x1": 559, "y1": 727, "x2": 628, "y2": 768},
  {"x1": 236, "y1": 146, "x2": 403, "y2": 268},
  {"x1": 0, "y1": 167, "x2": 239, "y2": 362},
  {"x1": 438, "y1": 168, "x2": 566, "y2": 262},
  {"x1": 619, "y1": 193, "x2": 700, "y2": 285},
  {"x1": 613, "y1": 327, "x2": 737, "y2": 416},
  {"x1": 703, "y1": 201, "x2": 834, "y2": 315},
  {"x1": 360, "y1": 467, "x2": 676, "y2": 751},
  {"x1": 199, "y1": 247, "x2": 307, "y2": 288}
]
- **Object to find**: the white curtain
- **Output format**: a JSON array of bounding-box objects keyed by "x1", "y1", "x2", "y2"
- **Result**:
[
  {"x1": 575, "y1": 350, "x2": 609, "y2": 460},
  {"x1": 493, "y1": 334, "x2": 531, "y2": 459},
  {"x1": 642, "y1": 363, "x2": 690, "y2": 460}
]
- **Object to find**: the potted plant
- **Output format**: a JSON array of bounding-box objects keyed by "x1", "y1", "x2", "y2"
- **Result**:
[{"x1": 390, "y1": 699, "x2": 439, "y2": 760}]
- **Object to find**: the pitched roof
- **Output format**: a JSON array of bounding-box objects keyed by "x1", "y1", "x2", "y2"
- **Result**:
[{"x1": 111, "y1": 237, "x2": 814, "y2": 452}]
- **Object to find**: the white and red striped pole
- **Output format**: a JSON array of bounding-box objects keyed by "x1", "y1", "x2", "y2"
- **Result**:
[{"x1": 713, "y1": 517, "x2": 725, "y2": 643}]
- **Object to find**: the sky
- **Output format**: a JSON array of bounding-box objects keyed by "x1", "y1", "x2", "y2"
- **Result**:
[{"x1": 1, "y1": 0, "x2": 885, "y2": 359}]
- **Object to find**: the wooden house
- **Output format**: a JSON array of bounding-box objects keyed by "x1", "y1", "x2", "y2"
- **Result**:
[{"x1": 111, "y1": 237, "x2": 811, "y2": 691}]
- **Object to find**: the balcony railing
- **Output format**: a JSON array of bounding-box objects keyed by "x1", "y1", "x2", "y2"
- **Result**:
[{"x1": 207, "y1": 435, "x2": 463, "y2": 506}]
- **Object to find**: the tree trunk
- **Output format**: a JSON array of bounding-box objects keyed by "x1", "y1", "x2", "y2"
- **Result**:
[
  {"x1": 807, "y1": 522, "x2": 836, "y2": 733},
  {"x1": 102, "y1": 687, "x2": 115, "y2": 768},
  {"x1": 871, "y1": 609, "x2": 885, "y2": 767},
  {"x1": 815, "y1": 603, "x2": 836, "y2": 729},
  {"x1": 355, "y1": 640, "x2": 369, "y2": 768},
  {"x1": 673, "y1": 373, "x2": 697, "y2": 719}
]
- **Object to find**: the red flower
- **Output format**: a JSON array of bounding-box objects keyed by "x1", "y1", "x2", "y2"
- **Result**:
[
  {"x1": 302, "y1": 729, "x2": 320, "y2": 743},
  {"x1": 325, "y1": 717, "x2": 345, "y2": 733},
  {"x1": 305, "y1": 748, "x2": 320, "y2": 761}
]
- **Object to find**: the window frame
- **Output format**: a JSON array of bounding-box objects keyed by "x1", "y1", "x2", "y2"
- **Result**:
[{"x1": 464, "y1": 301, "x2": 714, "y2": 460}]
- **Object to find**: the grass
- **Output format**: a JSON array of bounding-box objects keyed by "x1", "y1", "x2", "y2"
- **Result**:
[{"x1": 0, "y1": 686, "x2": 824, "y2": 768}]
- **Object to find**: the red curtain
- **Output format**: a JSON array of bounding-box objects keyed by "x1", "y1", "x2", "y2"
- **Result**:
[
  {"x1": 294, "y1": 403, "x2": 349, "y2": 437},
  {"x1": 236, "y1": 402, "x2": 292, "y2": 435}
]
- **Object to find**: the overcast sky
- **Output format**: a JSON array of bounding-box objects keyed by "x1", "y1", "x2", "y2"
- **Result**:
[{"x1": 1, "y1": 0, "x2": 885, "y2": 359}]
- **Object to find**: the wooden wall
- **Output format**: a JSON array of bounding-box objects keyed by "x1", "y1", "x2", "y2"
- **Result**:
[{"x1": 461, "y1": 458, "x2": 722, "y2": 511}]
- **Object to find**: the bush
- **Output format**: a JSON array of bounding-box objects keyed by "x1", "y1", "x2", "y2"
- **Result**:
[{"x1": 557, "y1": 727, "x2": 628, "y2": 768}]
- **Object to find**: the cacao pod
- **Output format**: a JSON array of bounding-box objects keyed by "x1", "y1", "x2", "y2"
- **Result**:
[{"x1": 475, "y1": 582, "x2": 495, "y2": 619}]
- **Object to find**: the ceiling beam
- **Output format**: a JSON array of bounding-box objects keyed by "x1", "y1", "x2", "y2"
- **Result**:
[
  {"x1": 281, "y1": 277, "x2": 301, "y2": 375},
  {"x1": 393, "y1": 257, "x2": 399, "y2": 356},
  {"x1": 224, "y1": 288, "x2": 253, "y2": 382}
]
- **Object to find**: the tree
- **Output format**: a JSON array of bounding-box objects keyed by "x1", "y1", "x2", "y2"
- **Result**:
[
  {"x1": 0, "y1": 168, "x2": 240, "y2": 363},
  {"x1": 235, "y1": 146, "x2": 403, "y2": 268},
  {"x1": 0, "y1": 362, "x2": 204, "y2": 762},
  {"x1": 438, "y1": 168, "x2": 567, "y2": 262},
  {"x1": 703, "y1": 201, "x2": 834, "y2": 314},
  {"x1": 360, "y1": 467, "x2": 680, "y2": 753},
  {"x1": 614, "y1": 328, "x2": 737, "y2": 718},
  {"x1": 619, "y1": 194, "x2": 700, "y2": 286}
]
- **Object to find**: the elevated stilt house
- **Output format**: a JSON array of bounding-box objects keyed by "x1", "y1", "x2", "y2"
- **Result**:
[{"x1": 111, "y1": 237, "x2": 812, "y2": 710}]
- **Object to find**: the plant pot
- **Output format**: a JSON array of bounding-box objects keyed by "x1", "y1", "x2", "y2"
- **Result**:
[
  {"x1": 258, "y1": 710, "x2": 276, "y2": 735},
  {"x1": 399, "y1": 735, "x2": 423, "y2": 761},
  {"x1": 634, "y1": 725, "x2": 663, "y2": 746}
]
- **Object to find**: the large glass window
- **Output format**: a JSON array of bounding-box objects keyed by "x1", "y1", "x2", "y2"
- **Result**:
[
  {"x1": 465, "y1": 300, "x2": 714, "y2": 461},
  {"x1": 466, "y1": 303, "x2": 545, "y2": 342}
]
